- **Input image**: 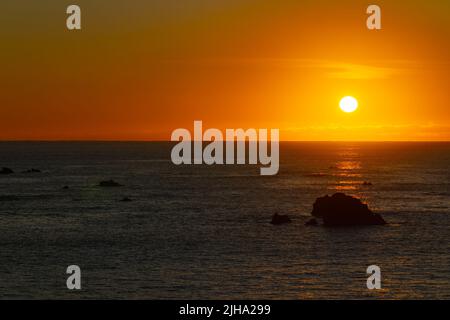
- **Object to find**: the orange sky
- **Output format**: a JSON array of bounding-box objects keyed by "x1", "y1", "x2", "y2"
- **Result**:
[{"x1": 0, "y1": 0, "x2": 449, "y2": 141}]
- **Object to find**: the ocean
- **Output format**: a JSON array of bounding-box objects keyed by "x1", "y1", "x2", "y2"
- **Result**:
[{"x1": 0, "y1": 142, "x2": 448, "y2": 299}]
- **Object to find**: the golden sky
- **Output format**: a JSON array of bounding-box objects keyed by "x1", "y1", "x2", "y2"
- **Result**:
[{"x1": 0, "y1": 0, "x2": 449, "y2": 140}]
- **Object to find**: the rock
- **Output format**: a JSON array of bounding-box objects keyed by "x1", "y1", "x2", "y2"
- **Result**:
[
  {"x1": 62, "y1": 186, "x2": 70, "y2": 190},
  {"x1": 120, "y1": 197, "x2": 132, "y2": 202},
  {"x1": 311, "y1": 193, "x2": 386, "y2": 227},
  {"x1": 304, "y1": 173, "x2": 328, "y2": 178},
  {"x1": 23, "y1": 168, "x2": 41, "y2": 173},
  {"x1": 362, "y1": 181, "x2": 373, "y2": 186},
  {"x1": 99, "y1": 180, "x2": 123, "y2": 187},
  {"x1": 305, "y1": 218, "x2": 318, "y2": 226},
  {"x1": 0, "y1": 195, "x2": 19, "y2": 201},
  {"x1": 270, "y1": 213, "x2": 292, "y2": 225},
  {"x1": 0, "y1": 167, "x2": 14, "y2": 175}
]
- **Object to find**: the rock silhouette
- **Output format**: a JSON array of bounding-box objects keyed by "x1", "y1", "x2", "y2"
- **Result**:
[
  {"x1": 304, "y1": 173, "x2": 329, "y2": 178},
  {"x1": 0, "y1": 167, "x2": 14, "y2": 175},
  {"x1": 99, "y1": 180, "x2": 123, "y2": 187},
  {"x1": 120, "y1": 197, "x2": 132, "y2": 202},
  {"x1": 23, "y1": 168, "x2": 41, "y2": 173},
  {"x1": 270, "y1": 213, "x2": 292, "y2": 225},
  {"x1": 0, "y1": 195, "x2": 19, "y2": 201},
  {"x1": 305, "y1": 218, "x2": 318, "y2": 226},
  {"x1": 310, "y1": 193, "x2": 386, "y2": 227}
]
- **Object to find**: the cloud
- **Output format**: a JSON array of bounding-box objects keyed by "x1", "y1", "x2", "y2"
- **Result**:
[
  {"x1": 282, "y1": 124, "x2": 450, "y2": 141},
  {"x1": 324, "y1": 63, "x2": 400, "y2": 79},
  {"x1": 162, "y1": 58, "x2": 410, "y2": 80}
]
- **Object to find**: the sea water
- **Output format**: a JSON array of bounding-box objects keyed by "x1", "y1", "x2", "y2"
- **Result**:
[{"x1": 0, "y1": 142, "x2": 448, "y2": 299}]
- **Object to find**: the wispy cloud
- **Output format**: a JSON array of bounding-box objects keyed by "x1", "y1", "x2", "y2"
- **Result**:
[
  {"x1": 282, "y1": 124, "x2": 450, "y2": 141},
  {"x1": 323, "y1": 62, "x2": 400, "y2": 79},
  {"x1": 162, "y1": 58, "x2": 416, "y2": 80}
]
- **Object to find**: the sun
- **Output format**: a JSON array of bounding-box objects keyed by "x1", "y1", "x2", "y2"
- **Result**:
[{"x1": 339, "y1": 96, "x2": 358, "y2": 113}]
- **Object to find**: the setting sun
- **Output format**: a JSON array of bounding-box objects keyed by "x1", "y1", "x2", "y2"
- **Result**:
[{"x1": 339, "y1": 96, "x2": 358, "y2": 113}]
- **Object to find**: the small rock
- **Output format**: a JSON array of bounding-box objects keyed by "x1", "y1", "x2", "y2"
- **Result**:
[
  {"x1": 23, "y1": 168, "x2": 41, "y2": 173},
  {"x1": 270, "y1": 213, "x2": 292, "y2": 225},
  {"x1": 0, "y1": 167, "x2": 14, "y2": 175},
  {"x1": 0, "y1": 195, "x2": 19, "y2": 201},
  {"x1": 362, "y1": 181, "x2": 373, "y2": 186},
  {"x1": 120, "y1": 197, "x2": 132, "y2": 202},
  {"x1": 304, "y1": 173, "x2": 328, "y2": 178},
  {"x1": 99, "y1": 180, "x2": 123, "y2": 187},
  {"x1": 305, "y1": 218, "x2": 318, "y2": 226},
  {"x1": 62, "y1": 186, "x2": 70, "y2": 190}
]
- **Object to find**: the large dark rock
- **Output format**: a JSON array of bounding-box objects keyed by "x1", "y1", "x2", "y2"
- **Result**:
[
  {"x1": 270, "y1": 213, "x2": 292, "y2": 225},
  {"x1": 0, "y1": 167, "x2": 14, "y2": 175},
  {"x1": 99, "y1": 180, "x2": 123, "y2": 187},
  {"x1": 311, "y1": 193, "x2": 386, "y2": 227}
]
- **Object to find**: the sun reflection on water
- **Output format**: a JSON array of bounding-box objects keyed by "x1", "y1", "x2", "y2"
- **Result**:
[
  {"x1": 335, "y1": 160, "x2": 361, "y2": 170},
  {"x1": 328, "y1": 147, "x2": 366, "y2": 192}
]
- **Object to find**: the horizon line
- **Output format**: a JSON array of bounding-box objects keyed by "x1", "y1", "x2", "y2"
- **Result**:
[{"x1": 0, "y1": 140, "x2": 449, "y2": 143}]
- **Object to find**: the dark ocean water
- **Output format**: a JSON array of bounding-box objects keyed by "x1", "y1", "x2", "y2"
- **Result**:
[{"x1": 0, "y1": 142, "x2": 448, "y2": 299}]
